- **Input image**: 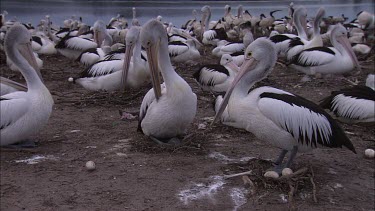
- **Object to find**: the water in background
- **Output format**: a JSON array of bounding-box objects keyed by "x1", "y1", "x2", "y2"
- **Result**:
[{"x1": 2, "y1": 0, "x2": 374, "y2": 28}]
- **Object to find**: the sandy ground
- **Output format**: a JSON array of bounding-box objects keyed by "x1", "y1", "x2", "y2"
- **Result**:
[{"x1": 0, "y1": 47, "x2": 374, "y2": 211}]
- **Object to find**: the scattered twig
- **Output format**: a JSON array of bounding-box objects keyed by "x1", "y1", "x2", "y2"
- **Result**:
[
  {"x1": 224, "y1": 170, "x2": 253, "y2": 179},
  {"x1": 310, "y1": 166, "x2": 318, "y2": 203},
  {"x1": 288, "y1": 180, "x2": 296, "y2": 211}
]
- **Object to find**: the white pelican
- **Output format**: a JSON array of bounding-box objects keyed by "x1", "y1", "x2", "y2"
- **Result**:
[
  {"x1": 289, "y1": 24, "x2": 360, "y2": 76},
  {"x1": 352, "y1": 43, "x2": 371, "y2": 55},
  {"x1": 285, "y1": 7, "x2": 326, "y2": 61},
  {"x1": 193, "y1": 54, "x2": 239, "y2": 94},
  {"x1": 213, "y1": 38, "x2": 356, "y2": 173},
  {"x1": 269, "y1": 6, "x2": 308, "y2": 56},
  {"x1": 357, "y1": 11, "x2": 374, "y2": 30},
  {"x1": 168, "y1": 39, "x2": 200, "y2": 63},
  {"x1": 138, "y1": 19, "x2": 197, "y2": 145},
  {"x1": 76, "y1": 20, "x2": 113, "y2": 66},
  {"x1": 72, "y1": 26, "x2": 149, "y2": 91},
  {"x1": 212, "y1": 22, "x2": 253, "y2": 57},
  {"x1": 320, "y1": 74, "x2": 374, "y2": 124},
  {"x1": 31, "y1": 32, "x2": 57, "y2": 55},
  {"x1": 55, "y1": 34, "x2": 97, "y2": 60},
  {"x1": 182, "y1": 10, "x2": 198, "y2": 30},
  {"x1": 1, "y1": 24, "x2": 53, "y2": 146},
  {"x1": 0, "y1": 76, "x2": 27, "y2": 96},
  {"x1": 201, "y1": 6, "x2": 228, "y2": 46}
]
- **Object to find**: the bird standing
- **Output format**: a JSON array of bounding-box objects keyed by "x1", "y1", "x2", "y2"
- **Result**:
[{"x1": 213, "y1": 38, "x2": 356, "y2": 173}]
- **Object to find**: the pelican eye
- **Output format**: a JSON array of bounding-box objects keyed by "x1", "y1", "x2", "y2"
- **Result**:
[{"x1": 247, "y1": 52, "x2": 252, "y2": 57}]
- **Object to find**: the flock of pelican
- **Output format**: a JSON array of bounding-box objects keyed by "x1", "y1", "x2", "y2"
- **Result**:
[{"x1": 0, "y1": 3, "x2": 374, "y2": 175}]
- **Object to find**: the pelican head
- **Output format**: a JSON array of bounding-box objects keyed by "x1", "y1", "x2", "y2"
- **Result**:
[
  {"x1": 293, "y1": 6, "x2": 308, "y2": 39},
  {"x1": 122, "y1": 26, "x2": 141, "y2": 89},
  {"x1": 331, "y1": 24, "x2": 360, "y2": 71},
  {"x1": 141, "y1": 19, "x2": 165, "y2": 100},
  {"x1": 201, "y1": 5, "x2": 211, "y2": 35},
  {"x1": 220, "y1": 54, "x2": 239, "y2": 72},
  {"x1": 213, "y1": 38, "x2": 277, "y2": 124},
  {"x1": 5, "y1": 24, "x2": 42, "y2": 79},
  {"x1": 224, "y1": 5, "x2": 231, "y2": 15},
  {"x1": 93, "y1": 20, "x2": 107, "y2": 47}
]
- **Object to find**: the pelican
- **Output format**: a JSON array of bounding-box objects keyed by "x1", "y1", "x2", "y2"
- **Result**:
[
  {"x1": 193, "y1": 54, "x2": 239, "y2": 94},
  {"x1": 201, "y1": 6, "x2": 228, "y2": 46},
  {"x1": 182, "y1": 10, "x2": 198, "y2": 30},
  {"x1": 138, "y1": 19, "x2": 197, "y2": 145},
  {"x1": 168, "y1": 39, "x2": 200, "y2": 63},
  {"x1": 72, "y1": 26, "x2": 149, "y2": 91},
  {"x1": 357, "y1": 11, "x2": 374, "y2": 30},
  {"x1": 1, "y1": 24, "x2": 53, "y2": 146},
  {"x1": 213, "y1": 38, "x2": 356, "y2": 174},
  {"x1": 55, "y1": 34, "x2": 97, "y2": 60},
  {"x1": 77, "y1": 20, "x2": 113, "y2": 66},
  {"x1": 0, "y1": 76, "x2": 27, "y2": 96},
  {"x1": 285, "y1": 7, "x2": 326, "y2": 61},
  {"x1": 320, "y1": 74, "x2": 374, "y2": 124},
  {"x1": 289, "y1": 24, "x2": 360, "y2": 76},
  {"x1": 212, "y1": 21, "x2": 253, "y2": 57},
  {"x1": 31, "y1": 32, "x2": 57, "y2": 55},
  {"x1": 269, "y1": 6, "x2": 308, "y2": 56}
]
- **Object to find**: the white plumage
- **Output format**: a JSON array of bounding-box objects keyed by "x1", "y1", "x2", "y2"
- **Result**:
[{"x1": 1, "y1": 24, "x2": 54, "y2": 146}]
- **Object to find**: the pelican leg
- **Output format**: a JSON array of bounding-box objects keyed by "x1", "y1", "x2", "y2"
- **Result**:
[
  {"x1": 274, "y1": 149, "x2": 288, "y2": 165},
  {"x1": 285, "y1": 146, "x2": 298, "y2": 168}
]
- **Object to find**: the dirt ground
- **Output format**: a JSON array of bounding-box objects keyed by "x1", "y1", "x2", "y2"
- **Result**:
[{"x1": 0, "y1": 46, "x2": 374, "y2": 211}]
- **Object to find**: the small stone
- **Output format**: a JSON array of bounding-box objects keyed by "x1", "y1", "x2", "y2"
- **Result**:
[{"x1": 85, "y1": 161, "x2": 96, "y2": 171}]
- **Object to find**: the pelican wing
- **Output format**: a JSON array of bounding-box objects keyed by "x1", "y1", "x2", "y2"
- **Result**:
[
  {"x1": 138, "y1": 84, "x2": 167, "y2": 132},
  {"x1": 56, "y1": 36, "x2": 97, "y2": 50},
  {"x1": 0, "y1": 94, "x2": 29, "y2": 130},
  {"x1": 168, "y1": 41, "x2": 189, "y2": 57},
  {"x1": 79, "y1": 59, "x2": 123, "y2": 78},
  {"x1": 203, "y1": 30, "x2": 217, "y2": 41},
  {"x1": 320, "y1": 85, "x2": 375, "y2": 120},
  {"x1": 258, "y1": 90, "x2": 355, "y2": 152},
  {"x1": 291, "y1": 47, "x2": 335, "y2": 66},
  {"x1": 193, "y1": 65, "x2": 229, "y2": 86},
  {"x1": 220, "y1": 43, "x2": 245, "y2": 54}
]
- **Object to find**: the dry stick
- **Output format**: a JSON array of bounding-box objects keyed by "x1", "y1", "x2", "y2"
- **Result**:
[
  {"x1": 288, "y1": 180, "x2": 296, "y2": 211},
  {"x1": 310, "y1": 166, "x2": 318, "y2": 203},
  {"x1": 224, "y1": 170, "x2": 253, "y2": 179}
]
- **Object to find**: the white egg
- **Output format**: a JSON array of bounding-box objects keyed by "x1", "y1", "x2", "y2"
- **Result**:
[
  {"x1": 364, "y1": 149, "x2": 375, "y2": 159},
  {"x1": 282, "y1": 168, "x2": 293, "y2": 176},
  {"x1": 264, "y1": 171, "x2": 279, "y2": 179},
  {"x1": 68, "y1": 77, "x2": 74, "y2": 82},
  {"x1": 85, "y1": 161, "x2": 96, "y2": 171}
]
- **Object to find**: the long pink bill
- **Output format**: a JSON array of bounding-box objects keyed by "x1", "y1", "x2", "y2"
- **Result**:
[
  {"x1": 212, "y1": 57, "x2": 258, "y2": 125},
  {"x1": 19, "y1": 43, "x2": 43, "y2": 81},
  {"x1": 337, "y1": 35, "x2": 361, "y2": 71},
  {"x1": 146, "y1": 45, "x2": 162, "y2": 100},
  {"x1": 121, "y1": 43, "x2": 135, "y2": 90}
]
